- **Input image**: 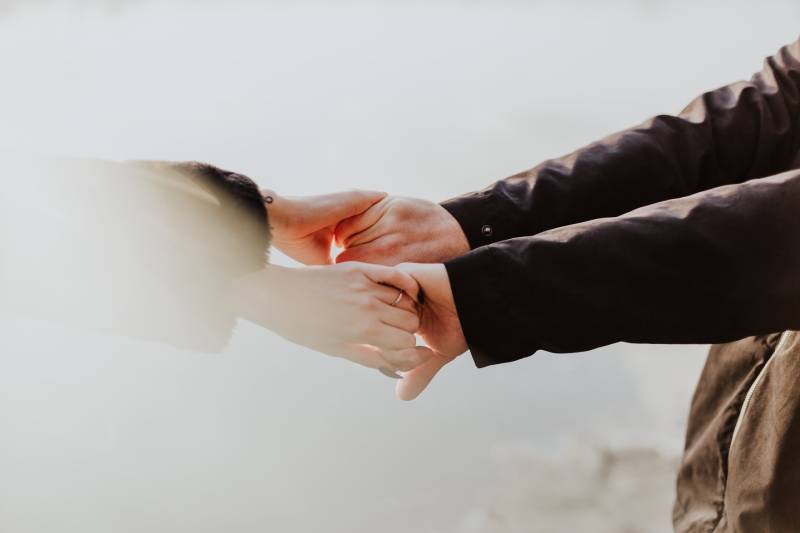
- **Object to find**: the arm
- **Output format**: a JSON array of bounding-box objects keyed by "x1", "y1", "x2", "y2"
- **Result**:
[
  {"x1": 3, "y1": 157, "x2": 429, "y2": 374},
  {"x1": 336, "y1": 38, "x2": 800, "y2": 267},
  {"x1": 444, "y1": 38, "x2": 800, "y2": 248},
  {"x1": 394, "y1": 168, "x2": 800, "y2": 398}
]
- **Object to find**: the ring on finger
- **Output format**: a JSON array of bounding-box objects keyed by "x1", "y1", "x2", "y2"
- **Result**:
[{"x1": 390, "y1": 289, "x2": 404, "y2": 307}]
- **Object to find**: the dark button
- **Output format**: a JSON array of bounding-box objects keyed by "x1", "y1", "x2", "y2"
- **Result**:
[{"x1": 481, "y1": 224, "x2": 493, "y2": 237}]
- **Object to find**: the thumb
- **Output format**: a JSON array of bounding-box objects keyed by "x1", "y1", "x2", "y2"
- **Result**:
[
  {"x1": 395, "y1": 350, "x2": 449, "y2": 401},
  {"x1": 300, "y1": 190, "x2": 386, "y2": 230}
]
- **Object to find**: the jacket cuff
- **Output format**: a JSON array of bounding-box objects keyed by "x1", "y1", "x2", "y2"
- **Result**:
[
  {"x1": 441, "y1": 190, "x2": 517, "y2": 250},
  {"x1": 445, "y1": 245, "x2": 536, "y2": 368}
]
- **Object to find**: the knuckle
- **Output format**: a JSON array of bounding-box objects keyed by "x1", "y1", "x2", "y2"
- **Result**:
[{"x1": 391, "y1": 198, "x2": 413, "y2": 217}]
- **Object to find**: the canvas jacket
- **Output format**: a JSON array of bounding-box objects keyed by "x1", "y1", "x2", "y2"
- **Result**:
[{"x1": 441, "y1": 38, "x2": 800, "y2": 532}]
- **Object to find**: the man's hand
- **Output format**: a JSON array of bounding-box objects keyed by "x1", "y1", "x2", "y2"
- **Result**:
[
  {"x1": 391, "y1": 263, "x2": 468, "y2": 400},
  {"x1": 334, "y1": 197, "x2": 470, "y2": 266},
  {"x1": 265, "y1": 190, "x2": 386, "y2": 265}
]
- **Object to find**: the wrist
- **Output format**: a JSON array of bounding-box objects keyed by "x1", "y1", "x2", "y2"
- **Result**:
[
  {"x1": 260, "y1": 189, "x2": 291, "y2": 235},
  {"x1": 230, "y1": 264, "x2": 294, "y2": 326},
  {"x1": 440, "y1": 193, "x2": 504, "y2": 251},
  {"x1": 435, "y1": 205, "x2": 471, "y2": 261}
]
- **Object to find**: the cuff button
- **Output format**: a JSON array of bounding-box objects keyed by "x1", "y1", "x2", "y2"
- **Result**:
[{"x1": 481, "y1": 224, "x2": 493, "y2": 237}]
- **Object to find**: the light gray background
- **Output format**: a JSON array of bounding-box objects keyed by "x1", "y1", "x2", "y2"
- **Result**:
[{"x1": 1, "y1": 2, "x2": 798, "y2": 531}]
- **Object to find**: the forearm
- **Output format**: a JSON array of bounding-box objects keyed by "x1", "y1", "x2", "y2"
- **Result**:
[
  {"x1": 443, "y1": 39, "x2": 800, "y2": 249},
  {"x1": 447, "y1": 169, "x2": 800, "y2": 367}
]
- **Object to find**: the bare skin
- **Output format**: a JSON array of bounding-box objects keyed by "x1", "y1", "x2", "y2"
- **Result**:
[
  {"x1": 233, "y1": 189, "x2": 435, "y2": 373},
  {"x1": 332, "y1": 195, "x2": 472, "y2": 399},
  {"x1": 393, "y1": 263, "x2": 467, "y2": 400},
  {"x1": 335, "y1": 196, "x2": 470, "y2": 266},
  {"x1": 233, "y1": 262, "x2": 435, "y2": 373},
  {"x1": 264, "y1": 189, "x2": 388, "y2": 265}
]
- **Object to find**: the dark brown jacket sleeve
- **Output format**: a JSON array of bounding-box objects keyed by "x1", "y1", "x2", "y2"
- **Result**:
[
  {"x1": 441, "y1": 38, "x2": 800, "y2": 367},
  {"x1": 442, "y1": 38, "x2": 800, "y2": 249},
  {"x1": 447, "y1": 169, "x2": 800, "y2": 367}
]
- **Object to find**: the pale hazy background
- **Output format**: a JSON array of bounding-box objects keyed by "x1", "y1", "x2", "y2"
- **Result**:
[{"x1": 1, "y1": 2, "x2": 798, "y2": 532}]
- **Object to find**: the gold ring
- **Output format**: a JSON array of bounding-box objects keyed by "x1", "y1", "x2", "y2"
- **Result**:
[{"x1": 390, "y1": 290, "x2": 404, "y2": 307}]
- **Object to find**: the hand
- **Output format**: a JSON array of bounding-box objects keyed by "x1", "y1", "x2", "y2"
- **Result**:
[
  {"x1": 334, "y1": 197, "x2": 470, "y2": 266},
  {"x1": 265, "y1": 190, "x2": 386, "y2": 265},
  {"x1": 232, "y1": 262, "x2": 435, "y2": 373},
  {"x1": 392, "y1": 263, "x2": 468, "y2": 400}
]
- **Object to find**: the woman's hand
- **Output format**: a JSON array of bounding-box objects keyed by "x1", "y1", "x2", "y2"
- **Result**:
[
  {"x1": 264, "y1": 190, "x2": 386, "y2": 265},
  {"x1": 232, "y1": 262, "x2": 435, "y2": 373}
]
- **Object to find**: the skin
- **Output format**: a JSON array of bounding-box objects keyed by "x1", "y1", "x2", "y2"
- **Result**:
[
  {"x1": 334, "y1": 196, "x2": 472, "y2": 400},
  {"x1": 238, "y1": 189, "x2": 435, "y2": 373},
  {"x1": 233, "y1": 262, "x2": 435, "y2": 373},
  {"x1": 393, "y1": 263, "x2": 468, "y2": 401},
  {"x1": 264, "y1": 189, "x2": 389, "y2": 265},
  {"x1": 335, "y1": 196, "x2": 470, "y2": 266}
]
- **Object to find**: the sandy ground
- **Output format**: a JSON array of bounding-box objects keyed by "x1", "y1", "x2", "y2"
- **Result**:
[{"x1": 457, "y1": 447, "x2": 678, "y2": 533}]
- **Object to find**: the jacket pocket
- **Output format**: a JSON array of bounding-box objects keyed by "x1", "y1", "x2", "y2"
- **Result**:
[
  {"x1": 728, "y1": 331, "x2": 789, "y2": 453},
  {"x1": 719, "y1": 330, "x2": 800, "y2": 533}
]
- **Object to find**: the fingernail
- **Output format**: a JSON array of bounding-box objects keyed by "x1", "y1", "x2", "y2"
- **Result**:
[{"x1": 379, "y1": 367, "x2": 403, "y2": 380}]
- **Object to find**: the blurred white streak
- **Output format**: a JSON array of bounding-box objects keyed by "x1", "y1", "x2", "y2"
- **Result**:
[{"x1": 0, "y1": 156, "x2": 269, "y2": 351}]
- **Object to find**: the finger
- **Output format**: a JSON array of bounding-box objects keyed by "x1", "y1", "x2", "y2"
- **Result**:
[
  {"x1": 336, "y1": 243, "x2": 397, "y2": 266},
  {"x1": 339, "y1": 216, "x2": 386, "y2": 248},
  {"x1": 362, "y1": 324, "x2": 417, "y2": 351},
  {"x1": 296, "y1": 190, "x2": 385, "y2": 237},
  {"x1": 378, "y1": 303, "x2": 420, "y2": 333},
  {"x1": 334, "y1": 198, "x2": 388, "y2": 247},
  {"x1": 395, "y1": 350, "x2": 449, "y2": 401},
  {"x1": 378, "y1": 346, "x2": 435, "y2": 372},
  {"x1": 333, "y1": 343, "x2": 391, "y2": 370},
  {"x1": 359, "y1": 264, "x2": 420, "y2": 303},
  {"x1": 372, "y1": 284, "x2": 417, "y2": 314}
]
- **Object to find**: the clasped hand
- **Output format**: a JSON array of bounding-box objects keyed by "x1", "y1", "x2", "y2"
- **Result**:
[{"x1": 237, "y1": 190, "x2": 471, "y2": 400}]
